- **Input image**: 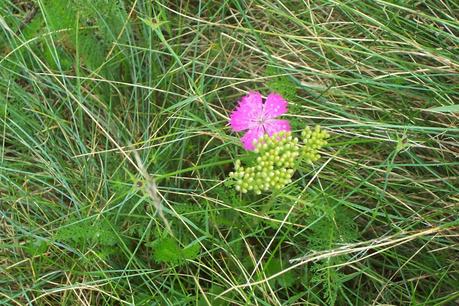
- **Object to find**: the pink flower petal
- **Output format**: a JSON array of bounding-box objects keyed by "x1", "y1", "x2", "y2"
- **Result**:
[
  {"x1": 240, "y1": 126, "x2": 265, "y2": 151},
  {"x1": 263, "y1": 93, "x2": 288, "y2": 119},
  {"x1": 263, "y1": 119, "x2": 291, "y2": 136},
  {"x1": 230, "y1": 91, "x2": 263, "y2": 132}
]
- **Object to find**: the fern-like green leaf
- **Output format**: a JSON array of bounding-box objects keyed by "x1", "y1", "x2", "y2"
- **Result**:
[
  {"x1": 265, "y1": 66, "x2": 298, "y2": 103},
  {"x1": 303, "y1": 194, "x2": 359, "y2": 306},
  {"x1": 55, "y1": 218, "x2": 118, "y2": 248}
]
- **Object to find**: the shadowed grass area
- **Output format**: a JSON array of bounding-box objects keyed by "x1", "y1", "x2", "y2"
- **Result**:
[{"x1": 1, "y1": 0, "x2": 458, "y2": 305}]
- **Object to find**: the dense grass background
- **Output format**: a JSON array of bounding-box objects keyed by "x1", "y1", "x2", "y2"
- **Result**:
[{"x1": 1, "y1": 0, "x2": 458, "y2": 305}]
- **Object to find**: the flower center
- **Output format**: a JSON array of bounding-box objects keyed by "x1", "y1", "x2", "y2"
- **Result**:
[{"x1": 255, "y1": 116, "x2": 266, "y2": 125}]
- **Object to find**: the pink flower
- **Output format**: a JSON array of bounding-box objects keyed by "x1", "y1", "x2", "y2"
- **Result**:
[{"x1": 230, "y1": 91, "x2": 291, "y2": 150}]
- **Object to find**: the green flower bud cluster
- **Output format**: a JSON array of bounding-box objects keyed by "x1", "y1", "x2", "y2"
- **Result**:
[
  {"x1": 301, "y1": 125, "x2": 329, "y2": 163},
  {"x1": 229, "y1": 131, "x2": 299, "y2": 194}
]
